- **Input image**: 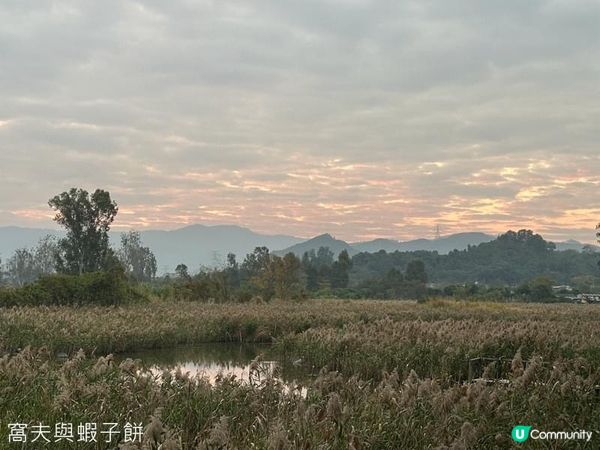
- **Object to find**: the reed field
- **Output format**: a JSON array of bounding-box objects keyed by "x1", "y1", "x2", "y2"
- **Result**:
[
  {"x1": 1, "y1": 299, "x2": 597, "y2": 355},
  {"x1": 1, "y1": 299, "x2": 599, "y2": 448}
]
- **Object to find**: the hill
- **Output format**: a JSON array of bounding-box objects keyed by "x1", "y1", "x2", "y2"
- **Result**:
[
  {"x1": 278, "y1": 232, "x2": 497, "y2": 256},
  {"x1": 274, "y1": 233, "x2": 353, "y2": 257},
  {"x1": 352, "y1": 232, "x2": 496, "y2": 254},
  {"x1": 0, "y1": 225, "x2": 303, "y2": 273},
  {"x1": 1, "y1": 225, "x2": 596, "y2": 275},
  {"x1": 138, "y1": 225, "x2": 303, "y2": 272}
]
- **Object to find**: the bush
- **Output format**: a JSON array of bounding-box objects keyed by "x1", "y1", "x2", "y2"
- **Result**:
[{"x1": 0, "y1": 270, "x2": 140, "y2": 307}]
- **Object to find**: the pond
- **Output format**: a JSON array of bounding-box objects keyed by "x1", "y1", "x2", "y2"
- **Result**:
[{"x1": 115, "y1": 343, "x2": 312, "y2": 392}]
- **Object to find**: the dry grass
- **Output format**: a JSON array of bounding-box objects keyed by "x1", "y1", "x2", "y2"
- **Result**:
[
  {"x1": 1, "y1": 299, "x2": 597, "y2": 355},
  {"x1": 1, "y1": 346, "x2": 598, "y2": 449},
  {"x1": 1, "y1": 299, "x2": 599, "y2": 448}
]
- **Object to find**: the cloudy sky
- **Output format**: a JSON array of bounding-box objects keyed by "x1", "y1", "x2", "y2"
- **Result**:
[{"x1": 1, "y1": 0, "x2": 599, "y2": 242}]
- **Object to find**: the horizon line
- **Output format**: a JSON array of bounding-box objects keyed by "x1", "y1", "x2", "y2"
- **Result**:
[{"x1": 0, "y1": 222, "x2": 595, "y2": 245}]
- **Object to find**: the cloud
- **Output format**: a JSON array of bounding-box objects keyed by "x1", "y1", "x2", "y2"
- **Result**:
[{"x1": 1, "y1": 0, "x2": 599, "y2": 243}]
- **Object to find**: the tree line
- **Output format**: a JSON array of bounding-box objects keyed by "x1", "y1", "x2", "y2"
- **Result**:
[{"x1": 1, "y1": 187, "x2": 600, "y2": 305}]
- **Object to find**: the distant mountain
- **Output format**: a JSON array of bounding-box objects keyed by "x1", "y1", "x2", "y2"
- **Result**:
[
  {"x1": 274, "y1": 233, "x2": 353, "y2": 257},
  {"x1": 0, "y1": 226, "x2": 64, "y2": 260},
  {"x1": 555, "y1": 239, "x2": 599, "y2": 252},
  {"x1": 1, "y1": 225, "x2": 596, "y2": 274},
  {"x1": 351, "y1": 238, "x2": 402, "y2": 253},
  {"x1": 137, "y1": 225, "x2": 303, "y2": 272},
  {"x1": 0, "y1": 225, "x2": 303, "y2": 273},
  {"x1": 279, "y1": 232, "x2": 497, "y2": 257},
  {"x1": 277, "y1": 231, "x2": 599, "y2": 257},
  {"x1": 395, "y1": 232, "x2": 496, "y2": 253}
]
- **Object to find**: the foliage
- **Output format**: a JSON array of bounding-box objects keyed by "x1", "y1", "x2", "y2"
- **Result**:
[
  {"x1": 174, "y1": 263, "x2": 190, "y2": 280},
  {"x1": 167, "y1": 270, "x2": 231, "y2": 303},
  {"x1": 233, "y1": 247, "x2": 306, "y2": 301},
  {"x1": 5, "y1": 248, "x2": 37, "y2": 287},
  {"x1": 300, "y1": 247, "x2": 352, "y2": 291},
  {"x1": 351, "y1": 229, "x2": 600, "y2": 286},
  {"x1": 49, "y1": 188, "x2": 118, "y2": 274},
  {"x1": 517, "y1": 276, "x2": 556, "y2": 302},
  {"x1": 0, "y1": 270, "x2": 139, "y2": 307},
  {"x1": 570, "y1": 275, "x2": 600, "y2": 294},
  {"x1": 2, "y1": 235, "x2": 59, "y2": 286},
  {"x1": 117, "y1": 231, "x2": 157, "y2": 282}
]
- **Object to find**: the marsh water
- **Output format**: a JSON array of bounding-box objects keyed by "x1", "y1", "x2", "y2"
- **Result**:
[{"x1": 116, "y1": 343, "x2": 311, "y2": 390}]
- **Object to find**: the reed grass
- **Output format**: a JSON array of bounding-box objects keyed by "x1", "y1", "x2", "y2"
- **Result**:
[
  {"x1": 2, "y1": 299, "x2": 600, "y2": 448},
  {"x1": 1, "y1": 347, "x2": 598, "y2": 449},
  {"x1": 1, "y1": 299, "x2": 597, "y2": 355}
]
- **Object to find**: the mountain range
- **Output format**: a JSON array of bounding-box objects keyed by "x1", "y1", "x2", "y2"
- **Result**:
[
  {"x1": 0, "y1": 225, "x2": 596, "y2": 273},
  {"x1": 0, "y1": 225, "x2": 302, "y2": 273},
  {"x1": 274, "y1": 232, "x2": 597, "y2": 257}
]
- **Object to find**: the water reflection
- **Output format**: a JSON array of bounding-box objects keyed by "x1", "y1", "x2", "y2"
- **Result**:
[{"x1": 116, "y1": 343, "x2": 310, "y2": 394}]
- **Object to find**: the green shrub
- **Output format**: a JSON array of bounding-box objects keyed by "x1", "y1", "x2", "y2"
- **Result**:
[{"x1": 0, "y1": 270, "x2": 141, "y2": 307}]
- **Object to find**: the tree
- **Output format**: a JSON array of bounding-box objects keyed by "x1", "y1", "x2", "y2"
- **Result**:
[
  {"x1": 272, "y1": 253, "x2": 304, "y2": 300},
  {"x1": 175, "y1": 264, "x2": 190, "y2": 280},
  {"x1": 519, "y1": 276, "x2": 555, "y2": 302},
  {"x1": 6, "y1": 248, "x2": 37, "y2": 286},
  {"x1": 301, "y1": 251, "x2": 319, "y2": 291},
  {"x1": 382, "y1": 268, "x2": 405, "y2": 298},
  {"x1": 405, "y1": 260, "x2": 428, "y2": 300},
  {"x1": 118, "y1": 231, "x2": 157, "y2": 282},
  {"x1": 570, "y1": 275, "x2": 600, "y2": 294},
  {"x1": 241, "y1": 247, "x2": 271, "y2": 277},
  {"x1": 48, "y1": 188, "x2": 118, "y2": 274},
  {"x1": 33, "y1": 235, "x2": 59, "y2": 276},
  {"x1": 406, "y1": 260, "x2": 427, "y2": 284},
  {"x1": 224, "y1": 253, "x2": 240, "y2": 288},
  {"x1": 330, "y1": 249, "x2": 352, "y2": 288},
  {"x1": 4, "y1": 235, "x2": 59, "y2": 286},
  {"x1": 315, "y1": 247, "x2": 334, "y2": 267},
  {"x1": 241, "y1": 247, "x2": 274, "y2": 300}
]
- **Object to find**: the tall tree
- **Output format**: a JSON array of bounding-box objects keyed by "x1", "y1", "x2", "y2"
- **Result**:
[
  {"x1": 6, "y1": 248, "x2": 37, "y2": 286},
  {"x1": 48, "y1": 188, "x2": 118, "y2": 274},
  {"x1": 405, "y1": 259, "x2": 428, "y2": 300},
  {"x1": 272, "y1": 253, "x2": 303, "y2": 300},
  {"x1": 118, "y1": 231, "x2": 157, "y2": 282},
  {"x1": 224, "y1": 253, "x2": 240, "y2": 288},
  {"x1": 33, "y1": 234, "x2": 59, "y2": 275},
  {"x1": 241, "y1": 247, "x2": 271, "y2": 276},
  {"x1": 301, "y1": 251, "x2": 319, "y2": 291},
  {"x1": 330, "y1": 249, "x2": 352, "y2": 288}
]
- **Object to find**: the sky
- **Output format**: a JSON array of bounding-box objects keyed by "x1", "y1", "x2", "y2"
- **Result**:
[{"x1": 1, "y1": 0, "x2": 599, "y2": 243}]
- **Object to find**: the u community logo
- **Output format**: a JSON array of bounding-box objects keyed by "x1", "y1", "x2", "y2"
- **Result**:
[{"x1": 512, "y1": 425, "x2": 593, "y2": 444}]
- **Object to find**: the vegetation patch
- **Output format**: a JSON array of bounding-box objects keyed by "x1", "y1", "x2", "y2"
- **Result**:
[{"x1": 0, "y1": 270, "x2": 142, "y2": 307}]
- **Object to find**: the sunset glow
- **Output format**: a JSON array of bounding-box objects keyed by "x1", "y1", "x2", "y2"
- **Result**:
[{"x1": 1, "y1": 1, "x2": 599, "y2": 243}]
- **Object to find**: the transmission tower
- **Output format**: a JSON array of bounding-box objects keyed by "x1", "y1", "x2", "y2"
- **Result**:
[{"x1": 434, "y1": 224, "x2": 441, "y2": 240}]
